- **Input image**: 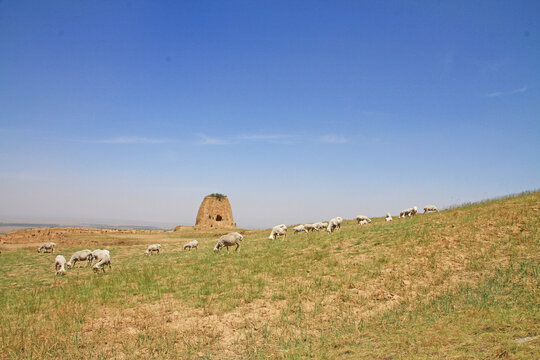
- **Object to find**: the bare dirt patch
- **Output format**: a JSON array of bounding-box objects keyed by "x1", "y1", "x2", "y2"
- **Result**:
[{"x1": 83, "y1": 295, "x2": 287, "y2": 358}]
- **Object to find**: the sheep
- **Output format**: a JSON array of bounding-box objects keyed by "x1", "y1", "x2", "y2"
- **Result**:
[
  {"x1": 293, "y1": 225, "x2": 308, "y2": 234},
  {"x1": 385, "y1": 213, "x2": 393, "y2": 222},
  {"x1": 92, "y1": 250, "x2": 111, "y2": 273},
  {"x1": 303, "y1": 223, "x2": 316, "y2": 232},
  {"x1": 67, "y1": 249, "x2": 93, "y2": 269},
  {"x1": 400, "y1": 206, "x2": 418, "y2": 217},
  {"x1": 358, "y1": 219, "x2": 368, "y2": 225},
  {"x1": 400, "y1": 208, "x2": 412, "y2": 218},
  {"x1": 355, "y1": 215, "x2": 372, "y2": 224},
  {"x1": 183, "y1": 240, "x2": 199, "y2": 251},
  {"x1": 269, "y1": 224, "x2": 287, "y2": 240},
  {"x1": 312, "y1": 222, "x2": 326, "y2": 231},
  {"x1": 276, "y1": 224, "x2": 287, "y2": 230},
  {"x1": 37, "y1": 242, "x2": 56, "y2": 253},
  {"x1": 424, "y1": 205, "x2": 439, "y2": 213},
  {"x1": 91, "y1": 249, "x2": 110, "y2": 265},
  {"x1": 327, "y1": 217, "x2": 343, "y2": 233},
  {"x1": 145, "y1": 244, "x2": 161, "y2": 256},
  {"x1": 315, "y1": 222, "x2": 329, "y2": 231},
  {"x1": 268, "y1": 224, "x2": 287, "y2": 240},
  {"x1": 214, "y1": 232, "x2": 243, "y2": 253},
  {"x1": 55, "y1": 255, "x2": 67, "y2": 275}
]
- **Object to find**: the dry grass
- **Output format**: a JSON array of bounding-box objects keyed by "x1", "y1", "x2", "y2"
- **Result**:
[{"x1": 0, "y1": 191, "x2": 539, "y2": 359}]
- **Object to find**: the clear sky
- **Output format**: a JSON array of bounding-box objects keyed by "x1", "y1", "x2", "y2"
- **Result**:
[{"x1": 1, "y1": 1, "x2": 539, "y2": 229}]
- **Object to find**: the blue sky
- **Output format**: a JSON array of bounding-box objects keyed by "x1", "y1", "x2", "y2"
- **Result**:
[{"x1": 1, "y1": 1, "x2": 539, "y2": 228}]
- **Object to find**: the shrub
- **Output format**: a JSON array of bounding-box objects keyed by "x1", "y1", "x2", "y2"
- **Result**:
[{"x1": 209, "y1": 193, "x2": 226, "y2": 200}]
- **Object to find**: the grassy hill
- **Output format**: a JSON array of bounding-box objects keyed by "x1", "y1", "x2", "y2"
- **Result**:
[{"x1": 0, "y1": 191, "x2": 538, "y2": 359}]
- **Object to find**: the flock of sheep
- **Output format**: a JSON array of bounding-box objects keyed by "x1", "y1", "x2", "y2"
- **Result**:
[
  {"x1": 284, "y1": 205, "x2": 438, "y2": 237},
  {"x1": 37, "y1": 243, "x2": 112, "y2": 275},
  {"x1": 36, "y1": 233, "x2": 244, "y2": 275},
  {"x1": 32, "y1": 204, "x2": 439, "y2": 275},
  {"x1": 263, "y1": 204, "x2": 440, "y2": 250}
]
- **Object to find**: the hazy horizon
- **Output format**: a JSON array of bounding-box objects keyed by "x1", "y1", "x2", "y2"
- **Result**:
[
  {"x1": 1, "y1": 188, "x2": 538, "y2": 230},
  {"x1": 1, "y1": 1, "x2": 539, "y2": 229}
]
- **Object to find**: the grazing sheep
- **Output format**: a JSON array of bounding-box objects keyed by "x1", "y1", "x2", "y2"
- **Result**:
[
  {"x1": 67, "y1": 249, "x2": 93, "y2": 269},
  {"x1": 55, "y1": 255, "x2": 67, "y2": 275},
  {"x1": 91, "y1": 249, "x2": 110, "y2": 265},
  {"x1": 312, "y1": 222, "x2": 327, "y2": 231},
  {"x1": 400, "y1": 206, "x2": 418, "y2": 217},
  {"x1": 385, "y1": 213, "x2": 393, "y2": 222},
  {"x1": 145, "y1": 244, "x2": 161, "y2": 256},
  {"x1": 293, "y1": 225, "x2": 308, "y2": 234},
  {"x1": 303, "y1": 223, "x2": 316, "y2": 232},
  {"x1": 424, "y1": 205, "x2": 439, "y2": 213},
  {"x1": 269, "y1": 224, "x2": 287, "y2": 240},
  {"x1": 316, "y1": 222, "x2": 329, "y2": 230},
  {"x1": 37, "y1": 242, "x2": 56, "y2": 253},
  {"x1": 92, "y1": 250, "x2": 111, "y2": 273},
  {"x1": 400, "y1": 208, "x2": 413, "y2": 218},
  {"x1": 358, "y1": 219, "x2": 368, "y2": 225},
  {"x1": 214, "y1": 232, "x2": 243, "y2": 253},
  {"x1": 183, "y1": 240, "x2": 199, "y2": 251},
  {"x1": 327, "y1": 217, "x2": 343, "y2": 233},
  {"x1": 355, "y1": 215, "x2": 372, "y2": 224},
  {"x1": 92, "y1": 249, "x2": 110, "y2": 261}
]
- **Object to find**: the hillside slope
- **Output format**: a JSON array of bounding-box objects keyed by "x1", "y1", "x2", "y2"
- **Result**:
[{"x1": 0, "y1": 191, "x2": 538, "y2": 359}]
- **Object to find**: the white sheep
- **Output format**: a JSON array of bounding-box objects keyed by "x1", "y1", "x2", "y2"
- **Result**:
[
  {"x1": 303, "y1": 223, "x2": 316, "y2": 232},
  {"x1": 37, "y1": 242, "x2": 56, "y2": 253},
  {"x1": 327, "y1": 217, "x2": 343, "y2": 233},
  {"x1": 214, "y1": 232, "x2": 243, "y2": 252},
  {"x1": 91, "y1": 249, "x2": 110, "y2": 265},
  {"x1": 145, "y1": 244, "x2": 161, "y2": 256},
  {"x1": 293, "y1": 225, "x2": 308, "y2": 234},
  {"x1": 316, "y1": 222, "x2": 329, "y2": 231},
  {"x1": 358, "y1": 219, "x2": 368, "y2": 225},
  {"x1": 67, "y1": 249, "x2": 93, "y2": 269},
  {"x1": 411, "y1": 206, "x2": 418, "y2": 216},
  {"x1": 183, "y1": 240, "x2": 199, "y2": 250},
  {"x1": 92, "y1": 250, "x2": 111, "y2": 273},
  {"x1": 55, "y1": 255, "x2": 67, "y2": 275},
  {"x1": 269, "y1": 224, "x2": 287, "y2": 240},
  {"x1": 424, "y1": 205, "x2": 439, "y2": 213},
  {"x1": 385, "y1": 213, "x2": 393, "y2": 222},
  {"x1": 355, "y1": 215, "x2": 372, "y2": 224},
  {"x1": 312, "y1": 222, "x2": 326, "y2": 231}
]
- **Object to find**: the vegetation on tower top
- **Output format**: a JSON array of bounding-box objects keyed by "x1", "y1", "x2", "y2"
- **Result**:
[{"x1": 209, "y1": 193, "x2": 226, "y2": 200}]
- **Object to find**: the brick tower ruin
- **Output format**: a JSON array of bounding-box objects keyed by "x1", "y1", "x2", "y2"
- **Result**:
[{"x1": 194, "y1": 194, "x2": 236, "y2": 229}]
